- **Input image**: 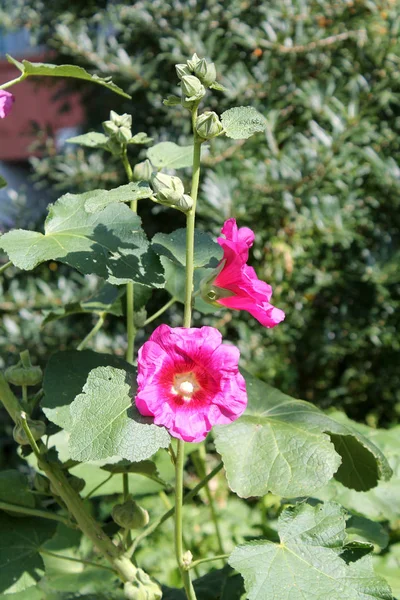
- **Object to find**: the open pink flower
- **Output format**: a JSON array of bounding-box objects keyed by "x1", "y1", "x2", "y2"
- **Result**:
[
  {"x1": 0, "y1": 90, "x2": 15, "y2": 118},
  {"x1": 135, "y1": 324, "x2": 247, "y2": 442},
  {"x1": 202, "y1": 218, "x2": 285, "y2": 328}
]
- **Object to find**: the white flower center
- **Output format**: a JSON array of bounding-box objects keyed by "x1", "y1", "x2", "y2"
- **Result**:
[{"x1": 171, "y1": 372, "x2": 200, "y2": 402}]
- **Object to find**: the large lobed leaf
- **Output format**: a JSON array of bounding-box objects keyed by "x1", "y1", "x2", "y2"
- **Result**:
[
  {"x1": 0, "y1": 188, "x2": 164, "y2": 288},
  {"x1": 7, "y1": 55, "x2": 130, "y2": 98},
  {"x1": 229, "y1": 502, "x2": 392, "y2": 600},
  {"x1": 214, "y1": 371, "x2": 391, "y2": 498},
  {"x1": 0, "y1": 471, "x2": 36, "y2": 509},
  {"x1": 152, "y1": 228, "x2": 222, "y2": 269},
  {"x1": 68, "y1": 366, "x2": 170, "y2": 462},
  {"x1": 147, "y1": 142, "x2": 196, "y2": 169},
  {"x1": 0, "y1": 514, "x2": 56, "y2": 595}
]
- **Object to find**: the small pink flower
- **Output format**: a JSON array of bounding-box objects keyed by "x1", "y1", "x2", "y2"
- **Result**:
[
  {"x1": 135, "y1": 324, "x2": 247, "y2": 442},
  {"x1": 202, "y1": 218, "x2": 285, "y2": 328},
  {"x1": 0, "y1": 90, "x2": 15, "y2": 118}
]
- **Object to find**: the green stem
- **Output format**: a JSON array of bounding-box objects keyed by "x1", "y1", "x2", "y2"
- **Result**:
[
  {"x1": 0, "y1": 260, "x2": 13, "y2": 275},
  {"x1": 123, "y1": 473, "x2": 129, "y2": 501},
  {"x1": 0, "y1": 501, "x2": 74, "y2": 527},
  {"x1": 193, "y1": 448, "x2": 225, "y2": 556},
  {"x1": 40, "y1": 548, "x2": 117, "y2": 573},
  {"x1": 0, "y1": 73, "x2": 27, "y2": 90},
  {"x1": 77, "y1": 312, "x2": 106, "y2": 351},
  {"x1": 85, "y1": 473, "x2": 114, "y2": 500},
  {"x1": 175, "y1": 440, "x2": 197, "y2": 600},
  {"x1": 0, "y1": 373, "x2": 21, "y2": 422},
  {"x1": 126, "y1": 282, "x2": 135, "y2": 364},
  {"x1": 144, "y1": 296, "x2": 177, "y2": 326},
  {"x1": 121, "y1": 147, "x2": 137, "y2": 364},
  {"x1": 128, "y1": 462, "x2": 223, "y2": 556},
  {"x1": 188, "y1": 554, "x2": 230, "y2": 570}
]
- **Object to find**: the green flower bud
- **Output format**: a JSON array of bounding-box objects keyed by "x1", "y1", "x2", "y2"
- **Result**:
[
  {"x1": 115, "y1": 126, "x2": 132, "y2": 144},
  {"x1": 5, "y1": 364, "x2": 42, "y2": 386},
  {"x1": 133, "y1": 159, "x2": 153, "y2": 182},
  {"x1": 151, "y1": 173, "x2": 185, "y2": 204},
  {"x1": 110, "y1": 111, "x2": 132, "y2": 129},
  {"x1": 187, "y1": 53, "x2": 201, "y2": 71},
  {"x1": 195, "y1": 111, "x2": 224, "y2": 140},
  {"x1": 13, "y1": 419, "x2": 46, "y2": 445},
  {"x1": 112, "y1": 496, "x2": 149, "y2": 529},
  {"x1": 179, "y1": 194, "x2": 194, "y2": 211},
  {"x1": 180, "y1": 75, "x2": 206, "y2": 101},
  {"x1": 68, "y1": 475, "x2": 86, "y2": 494},
  {"x1": 102, "y1": 120, "x2": 119, "y2": 136},
  {"x1": 175, "y1": 63, "x2": 191, "y2": 79},
  {"x1": 202, "y1": 62, "x2": 217, "y2": 86},
  {"x1": 34, "y1": 473, "x2": 50, "y2": 494}
]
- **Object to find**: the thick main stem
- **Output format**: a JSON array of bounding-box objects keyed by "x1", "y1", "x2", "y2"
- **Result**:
[
  {"x1": 175, "y1": 114, "x2": 203, "y2": 600},
  {"x1": 122, "y1": 148, "x2": 137, "y2": 365}
]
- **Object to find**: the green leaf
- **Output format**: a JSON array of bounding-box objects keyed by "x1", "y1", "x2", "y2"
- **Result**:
[
  {"x1": 42, "y1": 282, "x2": 124, "y2": 325},
  {"x1": 161, "y1": 257, "x2": 219, "y2": 314},
  {"x1": 229, "y1": 502, "x2": 393, "y2": 600},
  {"x1": 374, "y1": 543, "x2": 400, "y2": 600},
  {"x1": 68, "y1": 366, "x2": 170, "y2": 462},
  {"x1": 0, "y1": 175, "x2": 7, "y2": 189},
  {"x1": 84, "y1": 183, "x2": 153, "y2": 212},
  {"x1": 152, "y1": 228, "x2": 222, "y2": 268},
  {"x1": 316, "y1": 424, "x2": 400, "y2": 526},
  {"x1": 129, "y1": 132, "x2": 153, "y2": 145},
  {"x1": 42, "y1": 350, "x2": 136, "y2": 430},
  {"x1": 0, "y1": 514, "x2": 56, "y2": 594},
  {"x1": 7, "y1": 55, "x2": 131, "y2": 98},
  {"x1": 214, "y1": 371, "x2": 391, "y2": 498},
  {"x1": 346, "y1": 515, "x2": 389, "y2": 551},
  {"x1": 221, "y1": 106, "x2": 267, "y2": 139},
  {"x1": 147, "y1": 142, "x2": 195, "y2": 169},
  {"x1": 66, "y1": 131, "x2": 109, "y2": 149},
  {"x1": 0, "y1": 190, "x2": 164, "y2": 287},
  {"x1": 210, "y1": 81, "x2": 227, "y2": 92},
  {"x1": 0, "y1": 470, "x2": 35, "y2": 509},
  {"x1": 100, "y1": 459, "x2": 167, "y2": 486}
]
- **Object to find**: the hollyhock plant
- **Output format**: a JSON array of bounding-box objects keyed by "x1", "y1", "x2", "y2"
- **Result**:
[
  {"x1": 135, "y1": 324, "x2": 247, "y2": 442},
  {"x1": 0, "y1": 90, "x2": 15, "y2": 118},
  {"x1": 201, "y1": 218, "x2": 285, "y2": 328}
]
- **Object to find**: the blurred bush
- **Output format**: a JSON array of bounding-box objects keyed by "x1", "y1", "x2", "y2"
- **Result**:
[{"x1": 1, "y1": 0, "x2": 400, "y2": 423}]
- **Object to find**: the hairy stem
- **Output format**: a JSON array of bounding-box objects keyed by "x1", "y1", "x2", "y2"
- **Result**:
[
  {"x1": 77, "y1": 312, "x2": 106, "y2": 351},
  {"x1": 0, "y1": 501, "x2": 74, "y2": 527},
  {"x1": 144, "y1": 296, "x2": 177, "y2": 326},
  {"x1": 0, "y1": 260, "x2": 13, "y2": 275},
  {"x1": 85, "y1": 473, "x2": 114, "y2": 500},
  {"x1": 0, "y1": 73, "x2": 26, "y2": 90},
  {"x1": 192, "y1": 448, "x2": 224, "y2": 556},
  {"x1": 129, "y1": 462, "x2": 223, "y2": 556},
  {"x1": 40, "y1": 549, "x2": 117, "y2": 573}
]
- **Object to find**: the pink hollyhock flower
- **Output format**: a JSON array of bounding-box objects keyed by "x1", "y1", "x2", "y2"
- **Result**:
[
  {"x1": 135, "y1": 324, "x2": 247, "y2": 443},
  {"x1": 201, "y1": 218, "x2": 285, "y2": 328},
  {"x1": 0, "y1": 90, "x2": 15, "y2": 118}
]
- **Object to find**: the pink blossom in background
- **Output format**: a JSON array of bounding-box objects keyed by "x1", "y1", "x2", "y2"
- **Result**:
[
  {"x1": 205, "y1": 218, "x2": 285, "y2": 328},
  {"x1": 0, "y1": 90, "x2": 15, "y2": 118},
  {"x1": 135, "y1": 324, "x2": 247, "y2": 442}
]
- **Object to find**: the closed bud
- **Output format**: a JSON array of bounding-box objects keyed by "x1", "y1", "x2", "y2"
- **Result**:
[
  {"x1": 195, "y1": 111, "x2": 224, "y2": 140},
  {"x1": 5, "y1": 364, "x2": 42, "y2": 386},
  {"x1": 194, "y1": 58, "x2": 208, "y2": 79},
  {"x1": 110, "y1": 111, "x2": 132, "y2": 129},
  {"x1": 151, "y1": 173, "x2": 185, "y2": 204},
  {"x1": 116, "y1": 126, "x2": 132, "y2": 144},
  {"x1": 68, "y1": 475, "x2": 85, "y2": 494},
  {"x1": 187, "y1": 53, "x2": 201, "y2": 71},
  {"x1": 34, "y1": 473, "x2": 50, "y2": 494},
  {"x1": 112, "y1": 496, "x2": 149, "y2": 529},
  {"x1": 133, "y1": 159, "x2": 153, "y2": 182},
  {"x1": 13, "y1": 419, "x2": 46, "y2": 445},
  {"x1": 102, "y1": 120, "x2": 119, "y2": 136},
  {"x1": 202, "y1": 62, "x2": 217, "y2": 86},
  {"x1": 175, "y1": 64, "x2": 191, "y2": 79},
  {"x1": 179, "y1": 194, "x2": 194, "y2": 211},
  {"x1": 181, "y1": 75, "x2": 205, "y2": 101}
]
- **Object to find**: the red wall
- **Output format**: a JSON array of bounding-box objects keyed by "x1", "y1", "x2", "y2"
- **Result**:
[{"x1": 0, "y1": 55, "x2": 84, "y2": 161}]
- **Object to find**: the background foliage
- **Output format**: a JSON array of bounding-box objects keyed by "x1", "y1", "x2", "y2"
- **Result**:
[{"x1": 1, "y1": 0, "x2": 399, "y2": 425}]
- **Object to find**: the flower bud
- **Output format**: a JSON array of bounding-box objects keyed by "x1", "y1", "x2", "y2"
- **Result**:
[
  {"x1": 13, "y1": 419, "x2": 46, "y2": 445},
  {"x1": 175, "y1": 64, "x2": 191, "y2": 80},
  {"x1": 5, "y1": 364, "x2": 43, "y2": 386},
  {"x1": 115, "y1": 126, "x2": 132, "y2": 144},
  {"x1": 133, "y1": 159, "x2": 153, "y2": 182},
  {"x1": 34, "y1": 473, "x2": 50, "y2": 494},
  {"x1": 102, "y1": 120, "x2": 119, "y2": 136},
  {"x1": 180, "y1": 75, "x2": 205, "y2": 101},
  {"x1": 187, "y1": 53, "x2": 201, "y2": 72},
  {"x1": 195, "y1": 111, "x2": 224, "y2": 140},
  {"x1": 110, "y1": 111, "x2": 132, "y2": 129},
  {"x1": 112, "y1": 496, "x2": 149, "y2": 529},
  {"x1": 68, "y1": 475, "x2": 86, "y2": 494},
  {"x1": 151, "y1": 173, "x2": 185, "y2": 204},
  {"x1": 179, "y1": 194, "x2": 194, "y2": 211},
  {"x1": 200, "y1": 62, "x2": 217, "y2": 87}
]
